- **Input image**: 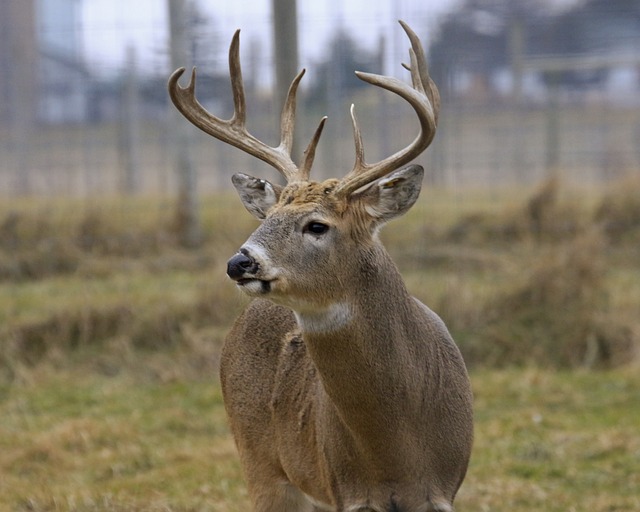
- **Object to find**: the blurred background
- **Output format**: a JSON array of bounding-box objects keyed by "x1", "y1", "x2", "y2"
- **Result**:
[
  {"x1": 2, "y1": 0, "x2": 639, "y2": 200},
  {"x1": 1, "y1": 2, "x2": 640, "y2": 509},
  {"x1": 1, "y1": 0, "x2": 639, "y2": 365}
]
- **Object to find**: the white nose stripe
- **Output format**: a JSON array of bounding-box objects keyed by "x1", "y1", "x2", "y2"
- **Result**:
[
  {"x1": 241, "y1": 242, "x2": 270, "y2": 266},
  {"x1": 241, "y1": 242, "x2": 283, "y2": 280}
]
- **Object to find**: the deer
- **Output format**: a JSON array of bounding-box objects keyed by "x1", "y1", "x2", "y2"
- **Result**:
[{"x1": 168, "y1": 21, "x2": 473, "y2": 512}]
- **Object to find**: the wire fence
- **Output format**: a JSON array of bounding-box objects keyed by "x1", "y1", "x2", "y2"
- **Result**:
[
  {"x1": 1, "y1": 97, "x2": 637, "y2": 198},
  {"x1": 1, "y1": 1, "x2": 639, "y2": 199}
]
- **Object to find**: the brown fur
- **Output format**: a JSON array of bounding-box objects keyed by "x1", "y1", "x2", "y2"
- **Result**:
[
  {"x1": 220, "y1": 173, "x2": 474, "y2": 512},
  {"x1": 169, "y1": 21, "x2": 472, "y2": 512}
]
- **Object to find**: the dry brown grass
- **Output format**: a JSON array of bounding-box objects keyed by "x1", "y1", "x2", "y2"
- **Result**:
[
  {"x1": 0, "y1": 178, "x2": 639, "y2": 383},
  {"x1": 0, "y1": 180, "x2": 639, "y2": 510},
  {"x1": 595, "y1": 174, "x2": 640, "y2": 244},
  {"x1": 450, "y1": 229, "x2": 635, "y2": 368},
  {"x1": 432, "y1": 177, "x2": 639, "y2": 368}
]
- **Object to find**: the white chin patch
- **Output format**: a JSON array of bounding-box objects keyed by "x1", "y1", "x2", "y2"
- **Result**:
[{"x1": 237, "y1": 279, "x2": 270, "y2": 295}]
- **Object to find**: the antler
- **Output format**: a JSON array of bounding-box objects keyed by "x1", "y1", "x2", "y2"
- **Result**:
[
  {"x1": 168, "y1": 30, "x2": 327, "y2": 183},
  {"x1": 334, "y1": 20, "x2": 440, "y2": 197}
]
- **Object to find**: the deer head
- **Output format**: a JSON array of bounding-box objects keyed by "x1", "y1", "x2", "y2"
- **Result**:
[{"x1": 168, "y1": 21, "x2": 439, "y2": 317}]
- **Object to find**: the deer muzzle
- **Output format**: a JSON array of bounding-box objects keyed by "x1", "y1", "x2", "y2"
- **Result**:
[{"x1": 227, "y1": 250, "x2": 259, "y2": 281}]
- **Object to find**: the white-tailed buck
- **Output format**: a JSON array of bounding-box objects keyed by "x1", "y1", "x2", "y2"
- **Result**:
[{"x1": 169, "y1": 21, "x2": 473, "y2": 512}]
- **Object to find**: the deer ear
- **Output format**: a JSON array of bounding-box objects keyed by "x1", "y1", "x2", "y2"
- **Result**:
[
  {"x1": 232, "y1": 173, "x2": 282, "y2": 220},
  {"x1": 357, "y1": 165, "x2": 424, "y2": 223}
]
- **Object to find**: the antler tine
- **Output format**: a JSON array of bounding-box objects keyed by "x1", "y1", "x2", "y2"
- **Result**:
[
  {"x1": 334, "y1": 21, "x2": 439, "y2": 197},
  {"x1": 279, "y1": 69, "x2": 305, "y2": 157},
  {"x1": 401, "y1": 19, "x2": 440, "y2": 124},
  {"x1": 349, "y1": 104, "x2": 366, "y2": 172},
  {"x1": 299, "y1": 116, "x2": 328, "y2": 180},
  {"x1": 168, "y1": 29, "x2": 321, "y2": 183},
  {"x1": 228, "y1": 30, "x2": 247, "y2": 127}
]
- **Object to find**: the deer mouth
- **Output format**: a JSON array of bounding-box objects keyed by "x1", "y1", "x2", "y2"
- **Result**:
[{"x1": 236, "y1": 278, "x2": 273, "y2": 294}]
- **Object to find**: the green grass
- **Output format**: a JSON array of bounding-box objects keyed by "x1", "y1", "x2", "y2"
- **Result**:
[
  {"x1": 459, "y1": 368, "x2": 640, "y2": 511},
  {"x1": 1, "y1": 367, "x2": 638, "y2": 511},
  {"x1": 0, "y1": 369, "x2": 248, "y2": 511}
]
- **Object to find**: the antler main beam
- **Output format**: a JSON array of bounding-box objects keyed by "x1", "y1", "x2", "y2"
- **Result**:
[
  {"x1": 334, "y1": 21, "x2": 440, "y2": 197},
  {"x1": 168, "y1": 30, "x2": 326, "y2": 183}
]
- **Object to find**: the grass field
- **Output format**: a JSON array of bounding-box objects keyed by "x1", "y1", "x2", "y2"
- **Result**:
[
  {"x1": 1, "y1": 367, "x2": 638, "y2": 511},
  {"x1": 0, "y1": 178, "x2": 639, "y2": 510}
]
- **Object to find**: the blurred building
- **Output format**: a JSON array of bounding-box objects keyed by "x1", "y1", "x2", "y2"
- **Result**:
[
  {"x1": 429, "y1": 0, "x2": 640, "y2": 105},
  {"x1": 37, "y1": 0, "x2": 90, "y2": 123}
]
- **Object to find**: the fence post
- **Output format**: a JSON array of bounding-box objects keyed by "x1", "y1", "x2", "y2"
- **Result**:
[
  {"x1": 167, "y1": 0, "x2": 202, "y2": 248},
  {"x1": 271, "y1": 0, "x2": 299, "y2": 168},
  {"x1": 5, "y1": 0, "x2": 38, "y2": 196},
  {"x1": 119, "y1": 45, "x2": 141, "y2": 195},
  {"x1": 509, "y1": 16, "x2": 526, "y2": 183}
]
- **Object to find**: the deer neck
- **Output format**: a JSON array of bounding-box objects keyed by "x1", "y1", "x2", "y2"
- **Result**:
[
  {"x1": 294, "y1": 244, "x2": 418, "y2": 405},
  {"x1": 294, "y1": 245, "x2": 411, "y2": 336},
  {"x1": 291, "y1": 245, "x2": 424, "y2": 467}
]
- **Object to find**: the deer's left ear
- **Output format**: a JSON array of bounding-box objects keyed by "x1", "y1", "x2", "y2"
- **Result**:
[
  {"x1": 232, "y1": 173, "x2": 283, "y2": 220},
  {"x1": 356, "y1": 164, "x2": 424, "y2": 223}
]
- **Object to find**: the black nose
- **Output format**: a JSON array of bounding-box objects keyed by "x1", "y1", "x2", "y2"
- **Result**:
[{"x1": 227, "y1": 251, "x2": 259, "y2": 280}]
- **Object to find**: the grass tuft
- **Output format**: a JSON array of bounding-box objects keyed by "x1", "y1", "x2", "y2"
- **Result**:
[{"x1": 453, "y1": 229, "x2": 634, "y2": 368}]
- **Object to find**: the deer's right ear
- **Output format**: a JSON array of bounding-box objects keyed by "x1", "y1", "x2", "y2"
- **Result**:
[{"x1": 232, "y1": 173, "x2": 282, "y2": 220}]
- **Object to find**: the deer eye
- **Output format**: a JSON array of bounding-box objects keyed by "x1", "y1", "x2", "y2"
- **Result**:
[{"x1": 304, "y1": 221, "x2": 329, "y2": 235}]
